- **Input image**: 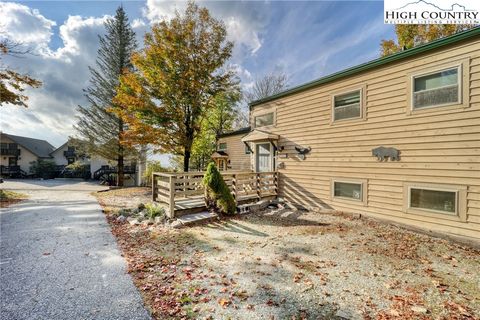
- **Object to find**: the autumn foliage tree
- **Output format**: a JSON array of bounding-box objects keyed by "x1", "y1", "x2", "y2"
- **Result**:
[
  {"x1": 0, "y1": 39, "x2": 42, "y2": 107},
  {"x1": 380, "y1": 24, "x2": 475, "y2": 56},
  {"x1": 114, "y1": 1, "x2": 238, "y2": 172}
]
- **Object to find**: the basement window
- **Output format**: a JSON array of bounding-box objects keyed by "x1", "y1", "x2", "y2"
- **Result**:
[
  {"x1": 331, "y1": 179, "x2": 367, "y2": 205},
  {"x1": 404, "y1": 183, "x2": 467, "y2": 222},
  {"x1": 333, "y1": 90, "x2": 361, "y2": 121},
  {"x1": 412, "y1": 66, "x2": 460, "y2": 110},
  {"x1": 409, "y1": 187, "x2": 457, "y2": 214}
]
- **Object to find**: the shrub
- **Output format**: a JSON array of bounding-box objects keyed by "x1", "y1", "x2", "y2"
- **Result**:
[
  {"x1": 144, "y1": 203, "x2": 165, "y2": 219},
  {"x1": 202, "y1": 163, "x2": 235, "y2": 215},
  {"x1": 29, "y1": 159, "x2": 57, "y2": 179}
]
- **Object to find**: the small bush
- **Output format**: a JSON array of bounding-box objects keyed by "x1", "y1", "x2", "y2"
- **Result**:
[
  {"x1": 29, "y1": 159, "x2": 57, "y2": 179},
  {"x1": 144, "y1": 203, "x2": 165, "y2": 219},
  {"x1": 202, "y1": 163, "x2": 235, "y2": 215}
]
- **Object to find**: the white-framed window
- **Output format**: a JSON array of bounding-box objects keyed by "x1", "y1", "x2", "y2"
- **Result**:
[
  {"x1": 332, "y1": 89, "x2": 362, "y2": 121},
  {"x1": 254, "y1": 112, "x2": 274, "y2": 128},
  {"x1": 412, "y1": 66, "x2": 461, "y2": 110},
  {"x1": 331, "y1": 178, "x2": 367, "y2": 205},
  {"x1": 404, "y1": 182, "x2": 467, "y2": 222},
  {"x1": 218, "y1": 142, "x2": 227, "y2": 151}
]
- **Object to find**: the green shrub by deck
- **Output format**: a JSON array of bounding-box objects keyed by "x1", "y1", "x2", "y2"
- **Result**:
[{"x1": 202, "y1": 163, "x2": 236, "y2": 215}]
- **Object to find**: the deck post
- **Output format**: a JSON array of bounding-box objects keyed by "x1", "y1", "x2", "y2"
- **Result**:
[
  {"x1": 168, "y1": 175, "x2": 175, "y2": 218},
  {"x1": 232, "y1": 173, "x2": 238, "y2": 205},
  {"x1": 256, "y1": 173, "x2": 261, "y2": 199},
  {"x1": 152, "y1": 173, "x2": 157, "y2": 201},
  {"x1": 274, "y1": 171, "x2": 278, "y2": 196}
]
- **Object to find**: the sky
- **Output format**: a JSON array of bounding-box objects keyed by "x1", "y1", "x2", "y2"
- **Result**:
[{"x1": 0, "y1": 0, "x2": 395, "y2": 156}]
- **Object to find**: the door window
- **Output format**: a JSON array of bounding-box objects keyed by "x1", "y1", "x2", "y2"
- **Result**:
[{"x1": 256, "y1": 143, "x2": 271, "y2": 172}]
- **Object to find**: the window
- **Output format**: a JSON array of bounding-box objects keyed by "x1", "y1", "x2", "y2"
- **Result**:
[
  {"x1": 412, "y1": 67, "x2": 460, "y2": 109},
  {"x1": 333, "y1": 90, "x2": 361, "y2": 121},
  {"x1": 404, "y1": 183, "x2": 467, "y2": 221},
  {"x1": 254, "y1": 112, "x2": 274, "y2": 127},
  {"x1": 218, "y1": 142, "x2": 227, "y2": 151},
  {"x1": 409, "y1": 188, "x2": 457, "y2": 214},
  {"x1": 334, "y1": 181, "x2": 363, "y2": 200}
]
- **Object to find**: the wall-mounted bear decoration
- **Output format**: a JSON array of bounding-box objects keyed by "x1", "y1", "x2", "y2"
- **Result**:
[
  {"x1": 372, "y1": 146, "x2": 400, "y2": 161},
  {"x1": 295, "y1": 146, "x2": 311, "y2": 160}
]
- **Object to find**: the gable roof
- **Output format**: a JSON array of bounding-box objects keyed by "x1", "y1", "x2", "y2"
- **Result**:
[
  {"x1": 217, "y1": 127, "x2": 251, "y2": 138},
  {"x1": 249, "y1": 27, "x2": 480, "y2": 108},
  {"x1": 1, "y1": 133, "x2": 56, "y2": 158}
]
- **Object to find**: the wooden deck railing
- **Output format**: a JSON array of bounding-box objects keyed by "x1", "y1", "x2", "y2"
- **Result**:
[{"x1": 152, "y1": 171, "x2": 278, "y2": 218}]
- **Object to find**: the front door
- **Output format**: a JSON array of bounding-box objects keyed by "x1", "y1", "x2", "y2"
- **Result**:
[
  {"x1": 8, "y1": 157, "x2": 17, "y2": 166},
  {"x1": 256, "y1": 143, "x2": 272, "y2": 172}
]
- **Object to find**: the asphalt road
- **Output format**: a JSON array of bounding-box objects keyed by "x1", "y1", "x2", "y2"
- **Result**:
[{"x1": 0, "y1": 179, "x2": 151, "y2": 320}]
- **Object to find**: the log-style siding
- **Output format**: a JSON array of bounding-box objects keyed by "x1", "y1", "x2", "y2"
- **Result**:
[
  {"x1": 217, "y1": 134, "x2": 251, "y2": 171},
  {"x1": 251, "y1": 37, "x2": 480, "y2": 241}
]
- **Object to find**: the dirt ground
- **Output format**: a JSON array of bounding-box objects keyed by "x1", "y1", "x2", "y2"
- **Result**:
[{"x1": 96, "y1": 189, "x2": 480, "y2": 320}]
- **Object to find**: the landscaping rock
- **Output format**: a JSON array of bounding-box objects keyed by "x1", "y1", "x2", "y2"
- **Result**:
[
  {"x1": 170, "y1": 220, "x2": 183, "y2": 229},
  {"x1": 116, "y1": 215, "x2": 127, "y2": 223},
  {"x1": 154, "y1": 216, "x2": 164, "y2": 225},
  {"x1": 127, "y1": 217, "x2": 140, "y2": 226},
  {"x1": 411, "y1": 306, "x2": 428, "y2": 314}
]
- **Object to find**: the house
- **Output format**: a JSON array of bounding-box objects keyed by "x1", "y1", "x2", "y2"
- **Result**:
[
  {"x1": 1, "y1": 132, "x2": 146, "y2": 186},
  {"x1": 214, "y1": 28, "x2": 480, "y2": 242},
  {"x1": 211, "y1": 127, "x2": 251, "y2": 171},
  {"x1": 0, "y1": 133, "x2": 56, "y2": 177}
]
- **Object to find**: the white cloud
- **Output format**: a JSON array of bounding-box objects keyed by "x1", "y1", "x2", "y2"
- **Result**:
[
  {"x1": 0, "y1": 2, "x2": 56, "y2": 52},
  {"x1": 143, "y1": 0, "x2": 264, "y2": 56},
  {"x1": 0, "y1": 3, "x2": 146, "y2": 146}
]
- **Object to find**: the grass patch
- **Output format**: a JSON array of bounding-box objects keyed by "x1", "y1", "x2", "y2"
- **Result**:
[{"x1": 0, "y1": 190, "x2": 28, "y2": 207}]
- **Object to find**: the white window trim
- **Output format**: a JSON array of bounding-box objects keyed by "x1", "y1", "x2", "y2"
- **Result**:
[
  {"x1": 406, "y1": 58, "x2": 470, "y2": 115},
  {"x1": 330, "y1": 86, "x2": 366, "y2": 124},
  {"x1": 253, "y1": 109, "x2": 276, "y2": 129},
  {"x1": 403, "y1": 182, "x2": 467, "y2": 222},
  {"x1": 330, "y1": 178, "x2": 367, "y2": 206},
  {"x1": 411, "y1": 65, "x2": 462, "y2": 111}
]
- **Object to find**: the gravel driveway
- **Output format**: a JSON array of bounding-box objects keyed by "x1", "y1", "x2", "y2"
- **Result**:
[{"x1": 0, "y1": 179, "x2": 151, "y2": 320}]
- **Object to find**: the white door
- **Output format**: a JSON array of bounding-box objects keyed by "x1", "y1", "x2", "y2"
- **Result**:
[{"x1": 256, "y1": 143, "x2": 272, "y2": 172}]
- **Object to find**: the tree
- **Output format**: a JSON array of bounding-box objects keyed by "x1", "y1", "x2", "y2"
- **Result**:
[
  {"x1": 380, "y1": 24, "x2": 475, "y2": 57},
  {"x1": 243, "y1": 72, "x2": 289, "y2": 103},
  {"x1": 114, "y1": 1, "x2": 238, "y2": 172},
  {"x1": 0, "y1": 38, "x2": 42, "y2": 107},
  {"x1": 189, "y1": 90, "x2": 240, "y2": 171},
  {"x1": 75, "y1": 6, "x2": 137, "y2": 186}
]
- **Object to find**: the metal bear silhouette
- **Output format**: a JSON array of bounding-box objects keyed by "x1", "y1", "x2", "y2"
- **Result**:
[{"x1": 372, "y1": 146, "x2": 400, "y2": 161}]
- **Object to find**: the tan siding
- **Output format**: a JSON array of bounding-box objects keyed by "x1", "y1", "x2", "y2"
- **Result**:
[
  {"x1": 251, "y1": 37, "x2": 480, "y2": 240},
  {"x1": 217, "y1": 134, "x2": 251, "y2": 171}
]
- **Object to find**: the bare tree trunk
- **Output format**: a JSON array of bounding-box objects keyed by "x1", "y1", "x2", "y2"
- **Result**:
[
  {"x1": 117, "y1": 118, "x2": 125, "y2": 186},
  {"x1": 183, "y1": 150, "x2": 190, "y2": 172}
]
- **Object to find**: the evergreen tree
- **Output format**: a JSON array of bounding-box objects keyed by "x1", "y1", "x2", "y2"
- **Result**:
[{"x1": 75, "y1": 6, "x2": 137, "y2": 186}]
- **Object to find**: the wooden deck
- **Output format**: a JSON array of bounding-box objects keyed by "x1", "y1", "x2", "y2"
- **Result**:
[{"x1": 152, "y1": 171, "x2": 278, "y2": 218}]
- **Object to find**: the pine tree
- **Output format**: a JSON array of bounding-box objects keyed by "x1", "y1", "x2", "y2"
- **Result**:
[{"x1": 75, "y1": 6, "x2": 137, "y2": 186}]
